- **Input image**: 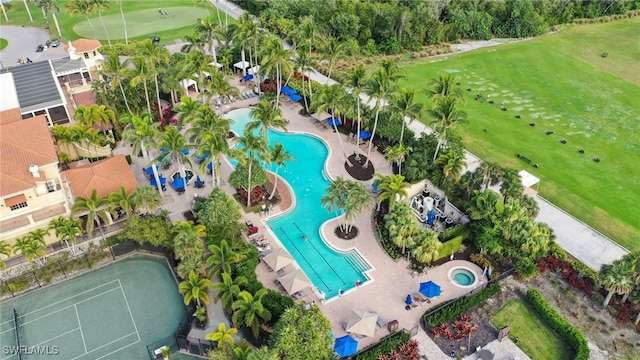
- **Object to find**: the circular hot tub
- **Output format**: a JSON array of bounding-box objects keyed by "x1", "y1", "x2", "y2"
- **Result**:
[{"x1": 448, "y1": 267, "x2": 478, "y2": 288}]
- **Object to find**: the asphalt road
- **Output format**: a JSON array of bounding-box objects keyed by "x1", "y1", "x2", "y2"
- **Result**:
[{"x1": 0, "y1": 25, "x2": 67, "y2": 69}]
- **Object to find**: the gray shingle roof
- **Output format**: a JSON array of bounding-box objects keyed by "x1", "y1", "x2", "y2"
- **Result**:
[{"x1": 0, "y1": 61, "x2": 63, "y2": 113}]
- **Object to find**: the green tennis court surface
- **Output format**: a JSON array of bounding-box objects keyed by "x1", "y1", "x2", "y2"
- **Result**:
[{"x1": 0, "y1": 255, "x2": 187, "y2": 360}]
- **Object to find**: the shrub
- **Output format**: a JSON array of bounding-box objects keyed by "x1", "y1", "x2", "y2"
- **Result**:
[
  {"x1": 439, "y1": 223, "x2": 470, "y2": 242},
  {"x1": 434, "y1": 236, "x2": 463, "y2": 261},
  {"x1": 353, "y1": 331, "x2": 411, "y2": 360},
  {"x1": 424, "y1": 282, "x2": 501, "y2": 328},
  {"x1": 262, "y1": 289, "x2": 294, "y2": 327},
  {"x1": 469, "y1": 253, "x2": 492, "y2": 269},
  {"x1": 526, "y1": 289, "x2": 589, "y2": 360}
]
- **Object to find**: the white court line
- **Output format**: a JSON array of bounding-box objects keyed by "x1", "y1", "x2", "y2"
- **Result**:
[
  {"x1": 0, "y1": 280, "x2": 120, "y2": 327},
  {"x1": 70, "y1": 332, "x2": 139, "y2": 360},
  {"x1": 117, "y1": 279, "x2": 141, "y2": 342},
  {"x1": 74, "y1": 305, "x2": 88, "y2": 353},
  {"x1": 32, "y1": 327, "x2": 81, "y2": 347}
]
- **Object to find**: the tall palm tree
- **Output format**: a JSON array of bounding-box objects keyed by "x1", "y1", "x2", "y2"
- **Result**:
[
  {"x1": 23, "y1": 0, "x2": 34, "y2": 22},
  {"x1": 155, "y1": 126, "x2": 192, "y2": 197},
  {"x1": 384, "y1": 202, "x2": 419, "y2": 254},
  {"x1": 187, "y1": 105, "x2": 230, "y2": 188},
  {"x1": 428, "y1": 95, "x2": 468, "y2": 161},
  {"x1": 130, "y1": 56, "x2": 153, "y2": 113},
  {"x1": 312, "y1": 84, "x2": 351, "y2": 166},
  {"x1": 413, "y1": 230, "x2": 442, "y2": 265},
  {"x1": 425, "y1": 73, "x2": 464, "y2": 99},
  {"x1": 130, "y1": 185, "x2": 162, "y2": 215},
  {"x1": 600, "y1": 259, "x2": 635, "y2": 307},
  {"x1": 259, "y1": 35, "x2": 292, "y2": 109},
  {"x1": 233, "y1": 13, "x2": 256, "y2": 77},
  {"x1": 206, "y1": 322, "x2": 237, "y2": 349},
  {"x1": 212, "y1": 272, "x2": 247, "y2": 310},
  {"x1": 181, "y1": 29, "x2": 207, "y2": 54},
  {"x1": 48, "y1": 216, "x2": 82, "y2": 255},
  {"x1": 385, "y1": 143, "x2": 411, "y2": 175},
  {"x1": 0, "y1": 1, "x2": 8, "y2": 22},
  {"x1": 99, "y1": 51, "x2": 132, "y2": 114},
  {"x1": 468, "y1": 190, "x2": 502, "y2": 221},
  {"x1": 268, "y1": 142, "x2": 294, "y2": 200},
  {"x1": 115, "y1": 0, "x2": 127, "y2": 43},
  {"x1": 292, "y1": 47, "x2": 317, "y2": 112},
  {"x1": 342, "y1": 181, "x2": 372, "y2": 233},
  {"x1": 74, "y1": 104, "x2": 115, "y2": 132},
  {"x1": 248, "y1": 100, "x2": 287, "y2": 144},
  {"x1": 14, "y1": 235, "x2": 47, "y2": 265},
  {"x1": 236, "y1": 129, "x2": 268, "y2": 207},
  {"x1": 121, "y1": 113, "x2": 163, "y2": 195},
  {"x1": 66, "y1": 0, "x2": 97, "y2": 39},
  {"x1": 37, "y1": 0, "x2": 62, "y2": 37},
  {"x1": 141, "y1": 41, "x2": 170, "y2": 121},
  {"x1": 206, "y1": 240, "x2": 245, "y2": 277},
  {"x1": 232, "y1": 289, "x2": 271, "y2": 338},
  {"x1": 375, "y1": 173, "x2": 410, "y2": 211},
  {"x1": 179, "y1": 49, "x2": 217, "y2": 96},
  {"x1": 296, "y1": 15, "x2": 321, "y2": 52},
  {"x1": 72, "y1": 189, "x2": 112, "y2": 241},
  {"x1": 179, "y1": 270, "x2": 213, "y2": 307},
  {"x1": 322, "y1": 177, "x2": 349, "y2": 231},
  {"x1": 322, "y1": 37, "x2": 344, "y2": 84},
  {"x1": 343, "y1": 65, "x2": 368, "y2": 160},
  {"x1": 391, "y1": 87, "x2": 424, "y2": 145},
  {"x1": 195, "y1": 16, "x2": 223, "y2": 64},
  {"x1": 91, "y1": 0, "x2": 111, "y2": 47},
  {"x1": 0, "y1": 240, "x2": 12, "y2": 269}
]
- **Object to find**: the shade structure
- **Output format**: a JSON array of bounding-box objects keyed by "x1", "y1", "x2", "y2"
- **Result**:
[
  {"x1": 358, "y1": 130, "x2": 372, "y2": 140},
  {"x1": 278, "y1": 269, "x2": 311, "y2": 295},
  {"x1": 243, "y1": 74, "x2": 254, "y2": 81},
  {"x1": 334, "y1": 335, "x2": 358, "y2": 357},
  {"x1": 310, "y1": 111, "x2": 331, "y2": 121},
  {"x1": 149, "y1": 176, "x2": 167, "y2": 187},
  {"x1": 145, "y1": 164, "x2": 160, "y2": 176},
  {"x1": 327, "y1": 117, "x2": 342, "y2": 127},
  {"x1": 345, "y1": 309, "x2": 378, "y2": 338},
  {"x1": 289, "y1": 94, "x2": 302, "y2": 102},
  {"x1": 233, "y1": 60, "x2": 250, "y2": 70},
  {"x1": 262, "y1": 248, "x2": 294, "y2": 272},
  {"x1": 419, "y1": 281, "x2": 441, "y2": 298},
  {"x1": 405, "y1": 294, "x2": 413, "y2": 305},
  {"x1": 171, "y1": 177, "x2": 186, "y2": 190}
]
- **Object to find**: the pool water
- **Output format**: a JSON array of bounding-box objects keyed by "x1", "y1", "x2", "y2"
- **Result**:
[
  {"x1": 225, "y1": 108, "x2": 369, "y2": 299},
  {"x1": 451, "y1": 268, "x2": 476, "y2": 286}
]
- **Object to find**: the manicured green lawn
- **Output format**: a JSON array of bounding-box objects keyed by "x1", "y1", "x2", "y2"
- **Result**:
[
  {"x1": 400, "y1": 18, "x2": 640, "y2": 250},
  {"x1": 0, "y1": 37, "x2": 7, "y2": 50},
  {"x1": 0, "y1": 0, "x2": 232, "y2": 44},
  {"x1": 491, "y1": 300, "x2": 573, "y2": 360}
]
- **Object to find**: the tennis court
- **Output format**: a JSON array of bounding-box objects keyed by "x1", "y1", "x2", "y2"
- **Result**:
[{"x1": 0, "y1": 255, "x2": 187, "y2": 360}]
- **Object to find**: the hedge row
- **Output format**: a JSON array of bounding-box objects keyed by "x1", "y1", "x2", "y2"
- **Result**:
[
  {"x1": 526, "y1": 289, "x2": 589, "y2": 360},
  {"x1": 353, "y1": 331, "x2": 411, "y2": 360},
  {"x1": 424, "y1": 282, "x2": 501, "y2": 327},
  {"x1": 434, "y1": 236, "x2": 463, "y2": 262}
]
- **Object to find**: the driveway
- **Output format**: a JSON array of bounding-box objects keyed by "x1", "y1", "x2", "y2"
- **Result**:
[{"x1": 0, "y1": 25, "x2": 67, "y2": 68}]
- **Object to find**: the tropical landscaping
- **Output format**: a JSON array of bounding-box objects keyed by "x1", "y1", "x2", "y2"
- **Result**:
[{"x1": 2, "y1": 1, "x2": 640, "y2": 359}]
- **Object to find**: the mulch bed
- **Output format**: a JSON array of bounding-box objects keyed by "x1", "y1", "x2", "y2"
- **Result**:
[
  {"x1": 335, "y1": 226, "x2": 359, "y2": 240},
  {"x1": 344, "y1": 154, "x2": 375, "y2": 181}
]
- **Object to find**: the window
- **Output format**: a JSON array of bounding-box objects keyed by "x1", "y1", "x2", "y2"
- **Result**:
[
  {"x1": 10, "y1": 202, "x2": 28, "y2": 211},
  {"x1": 84, "y1": 52, "x2": 89, "y2": 59}
]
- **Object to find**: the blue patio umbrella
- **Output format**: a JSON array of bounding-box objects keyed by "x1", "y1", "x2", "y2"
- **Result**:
[
  {"x1": 289, "y1": 94, "x2": 302, "y2": 102},
  {"x1": 171, "y1": 177, "x2": 186, "y2": 190},
  {"x1": 280, "y1": 86, "x2": 293, "y2": 95},
  {"x1": 149, "y1": 176, "x2": 167, "y2": 187},
  {"x1": 161, "y1": 147, "x2": 190, "y2": 156},
  {"x1": 145, "y1": 164, "x2": 160, "y2": 177},
  {"x1": 419, "y1": 281, "x2": 441, "y2": 298},
  {"x1": 243, "y1": 74, "x2": 254, "y2": 81},
  {"x1": 327, "y1": 117, "x2": 342, "y2": 127},
  {"x1": 359, "y1": 130, "x2": 372, "y2": 140},
  {"x1": 427, "y1": 210, "x2": 436, "y2": 226},
  {"x1": 405, "y1": 294, "x2": 413, "y2": 305},
  {"x1": 195, "y1": 152, "x2": 210, "y2": 162},
  {"x1": 334, "y1": 335, "x2": 358, "y2": 357}
]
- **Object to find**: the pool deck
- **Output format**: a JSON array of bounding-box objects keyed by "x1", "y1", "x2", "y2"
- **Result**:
[{"x1": 115, "y1": 78, "x2": 523, "y2": 358}]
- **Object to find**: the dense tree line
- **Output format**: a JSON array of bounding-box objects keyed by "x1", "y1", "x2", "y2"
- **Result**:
[{"x1": 234, "y1": 0, "x2": 640, "y2": 54}]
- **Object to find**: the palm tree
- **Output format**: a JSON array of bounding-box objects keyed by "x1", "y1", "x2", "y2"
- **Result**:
[
  {"x1": 343, "y1": 65, "x2": 368, "y2": 160},
  {"x1": 140, "y1": 41, "x2": 170, "y2": 121},
  {"x1": 66, "y1": 0, "x2": 97, "y2": 39},
  {"x1": 232, "y1": 289, "x2": 271, "y2": 338},
  {"x1": 436, "y1": 149, "x2": 466, "y2": 183},
  {"x1": 312, "y1": 84, "x2": 351, "y2": 166},
  {"x1": 342, "y1": 181, "x2": 372, "y2": 233},
  {"x1": 322, "y1": 37, "x2": 344, "y2": 84},
  {"x1": 468, "y1": 190, "x2": 502, "y2": 221},
  {"x1": 428, "y1": 95, "x2": 468, "y2": 161},
  {"x1": 321, "y1": 177, "x2": 349, "y2": 231},
  {"x1": 206, "y1": 240, "x2": 245, "y2": 277},
  {"x1": 385, "y1": 143, "x2": 411, "y2": 175},
  {"x1": 236, "y1": 129, "x2": 268, "y2": 207},
  {"x1": 425, "y1": 73, "x2": 464, "y2": 99},
  {"x1": 206, "y1": 322, "x2": 237, "y2": 349},
  {"x1": 100, "y1": 51, "x2": 132, "y2": 114},
  {"x1": 154, "y1": 126, "x2": 192, "y2": 197},
  {"x1": 115, "y1": 0, "x2": 127, "y2": 43},
  {"x1": 186, "y1": 105, "x2": 230, "y2": 187},
  {"x1": 0, "y1": 240, "x2": 12, "y2": 269},
  {"x1": 390, "y1": 87, "x2": 424, "y2": 145},
  {"x1": 23, "y1": 0, "x2": 34, "y2": 22},
  {"x1": 233, "y1": 13, "x2": 256, "y2": 77},
  {"x1": 0, "y1": 1, "x2": 8, "y2": 22},
  {"x1": 413, "y1": 230, "x2": 442, "y2": 265},
  {"x1": 179, "y1": 49, "x2": 217, "y2": 96},
  {"x1": 172, "y1": 220, "x2": 206, "y2": 262},
  {"x1": 196, "y1": 16, "x2": 223, "y2": 64},
  {"x1": 248, "y1": 101, "x2": 287, "y2": 144},
  {"x1": 130, "y1": 56, "x2": 153, "y2": 113},
  {"x1": 91, "y1": 0, "x2": 111, "y2": 47},
  {"x1": 48, "y1": 216, "x2": 82, "y2": 255},
  {"x1": 268, "y1": 142, "x2": 294, "y2": 200},
  {"x1": 130, "y1": 185, "x2": 162, "y2": 215},
  {"x1": 181, "y1": 29, "x2": 207, "y2": 54},
  {"x1": 247, "y1": 348, "x2": 279, "y2": 360},
  {"x1": 296, "y1": 15, "x2": 322, "y2": 52},
  {"x1": 179, "y1": 270, "x2": 213, "y2": 307},
  {"x1": 259, "y1": 35, "x2": 292, "y2": 109},
  {"x1": 74, "y1": 104, "x2": 115, "y2": 132},
  {"x1": 384, "y1": 202, "x2": 419, "y2": 254},
  {"x1": 375, "y1": 173, "x2": 410, "y2": 211},
  {"x1": 71, "y1": 189, "x2": 112, "y2": 241},
  {"x1": 14, "y1": 235, "x2": 47, "y2": 265},
  {"x1": 121, "y1": 113, "x2": 163, "y2": 195},
  {"x1": 600, "y1": 259, "x2": 635, "y2": 307},
  {"x1": 292, "y1": 48, "x2": 317, "y2": 112},
  {"x1": 37, "y1": 0, "x2": 62, "y2": 37},
  {"x1": 108, "y1": 185, "x2": 133, "y2": 217},
  {"x1": 212, "y1": 272, "x2": 247, "y2": 310}
]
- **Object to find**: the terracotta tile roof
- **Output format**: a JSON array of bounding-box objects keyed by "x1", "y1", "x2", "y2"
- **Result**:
[
  {"x1": 64, "y1": 155, "x2": 138, "y2": 199},
  {"x1": 66, "y1": 39, "x2": 102, "y2": 53},
  {"x1": 0, "y1": 110, "x2": 58, "y2": 196}
]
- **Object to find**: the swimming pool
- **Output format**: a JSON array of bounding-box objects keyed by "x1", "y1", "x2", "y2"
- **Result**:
[{"x1": 225, "y1": 108, "x2": 370, "y2": 299}]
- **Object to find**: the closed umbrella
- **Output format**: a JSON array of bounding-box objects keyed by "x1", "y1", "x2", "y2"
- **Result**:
[
  {"x1": 345, "y1": 309, "x2": 377, "y2": 338},
  {"x1": 405, "y1": 294, "x2": 413, "y2": 306},
  {"x1": 327, "y1": 117, "x2": 342, "y2": 127},
  {"x1": 334, "y1": 335, "x2": 358, "y2": 357}
]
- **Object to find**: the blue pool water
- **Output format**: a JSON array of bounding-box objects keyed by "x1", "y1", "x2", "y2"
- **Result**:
[{"x1": 225, "y1": 108, "x2": 369, "y2": 299}]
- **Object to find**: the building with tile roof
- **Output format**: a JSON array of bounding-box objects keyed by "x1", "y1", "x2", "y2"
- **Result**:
[{"x1": 63, "y1": 154, "x2": 138, "y2": 199}]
